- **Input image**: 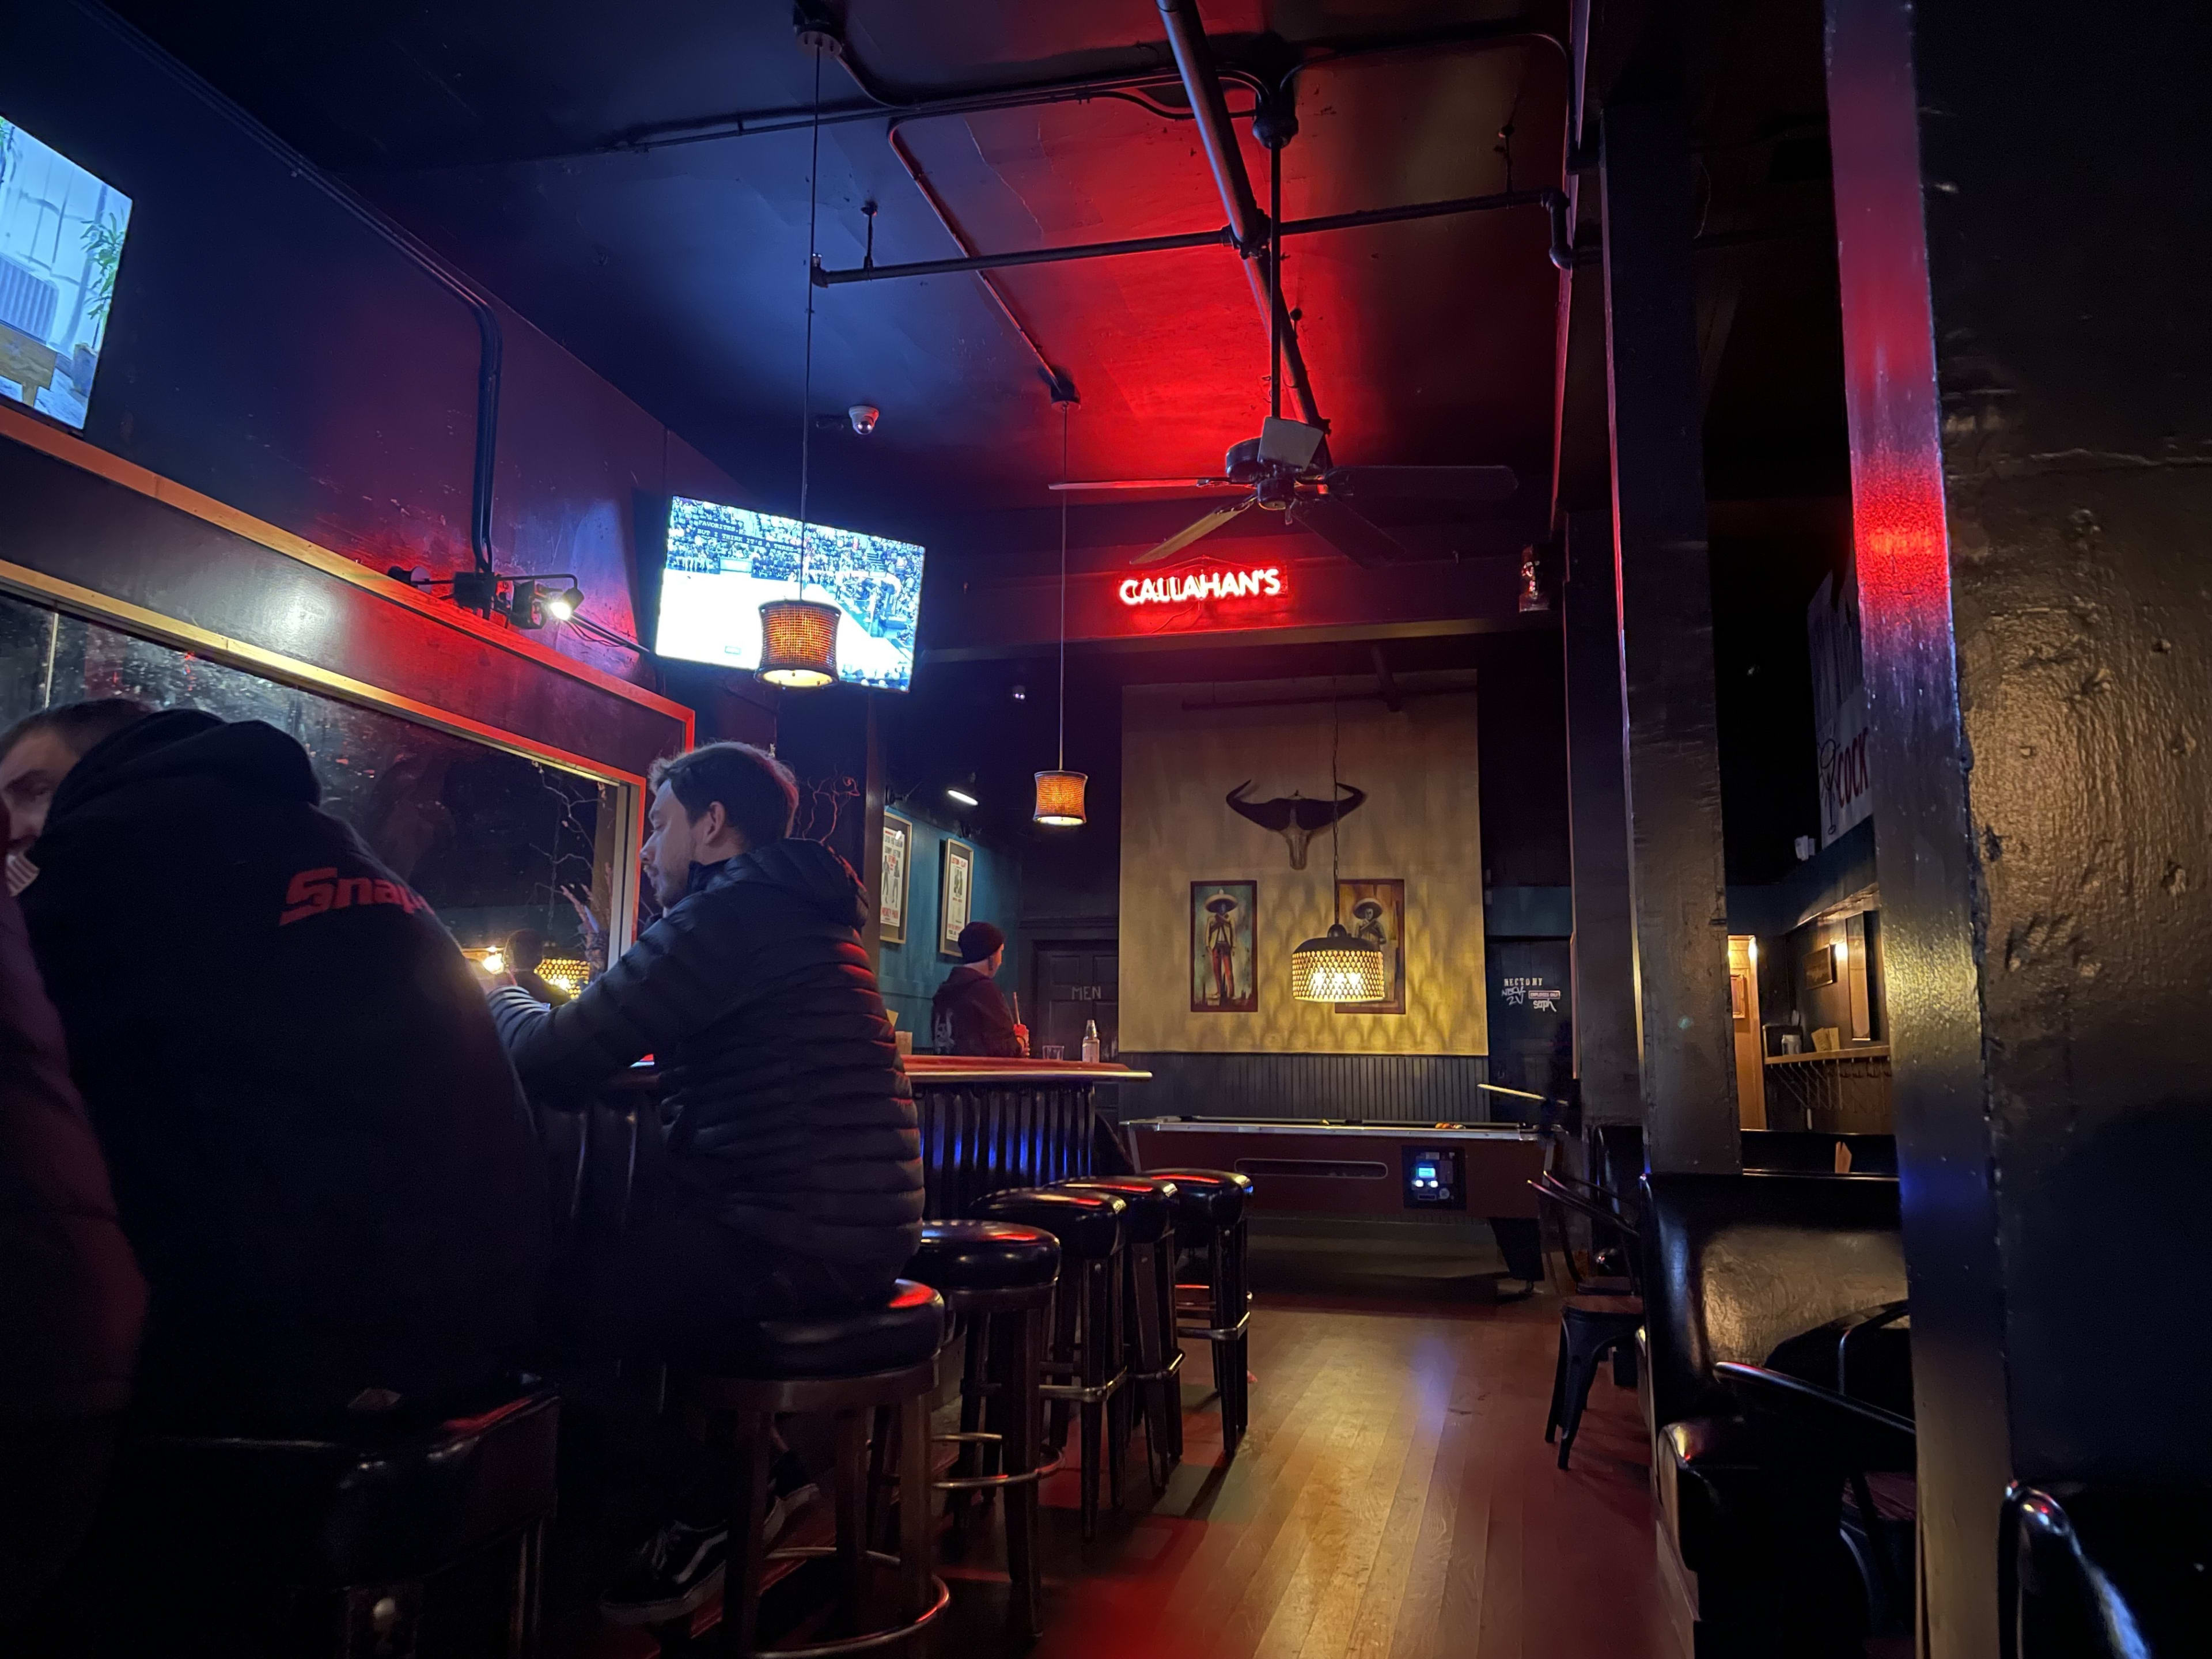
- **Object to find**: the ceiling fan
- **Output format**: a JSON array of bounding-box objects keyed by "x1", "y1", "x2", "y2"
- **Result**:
[{"x1": 1055, "y1": 417, "x2": 1518, "y2": 568}]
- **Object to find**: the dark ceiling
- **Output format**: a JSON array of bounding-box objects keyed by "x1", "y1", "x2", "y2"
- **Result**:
[{"x1": 107, "y1": 0, "x2": 1575, "y2": 550}]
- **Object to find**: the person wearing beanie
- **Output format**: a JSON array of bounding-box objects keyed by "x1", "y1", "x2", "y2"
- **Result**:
[{"x1": 931, "y1": 920, "x2": 1028, "y2": 1058}]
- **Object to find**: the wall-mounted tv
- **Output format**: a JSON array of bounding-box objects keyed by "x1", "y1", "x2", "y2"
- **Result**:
[
  {"x1": 656, "y1": 497, "x2": 925, "y2": 692},
  {"x1": 0, "y1": 116, "x2": 130, "y2": 431}
]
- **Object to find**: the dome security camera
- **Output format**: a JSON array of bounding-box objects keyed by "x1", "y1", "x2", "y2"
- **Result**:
[{"x1": 849, "y1": 404, "x2": 880, "y2": 435}]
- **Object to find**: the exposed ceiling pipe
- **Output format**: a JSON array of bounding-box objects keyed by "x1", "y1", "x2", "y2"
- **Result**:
[
  {"x1": 815, "y1": 185, "x2": 1573, "y2": 285},
  {"x1": 1154, "y1": 0, "x2": 1330, "y2": 440},
  {"x1": 885, "y1": 123, "x2": 1077, "y2": 401}
]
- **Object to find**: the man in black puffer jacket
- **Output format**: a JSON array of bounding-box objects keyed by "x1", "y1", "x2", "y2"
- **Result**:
[
  {"x1": 487, "y1": 739, "x2": 920, "y2": 1349},
  {"x1": 10, "y1": 706, "x2": 548, "y2": 1429},
  {"x1": 487, "y1": 741, "x2": 918, "y2": 1624}
]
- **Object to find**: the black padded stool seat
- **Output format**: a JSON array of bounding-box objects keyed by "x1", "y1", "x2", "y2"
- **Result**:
[
  {"x1": 1142, "y1": 1166, "x2": 1252, "y2": 1226},
  {"x1": 105, "y1": 1388, "x2": 560, "y2": 1657},
  {"x1": 907, "y1": 1219, "x2": 1061, "y2": 1292},
  {"x1": 973, "y1": 1187, "x2": 1125, "y2": 1256},
  {"x1": 702, "y1": 1279, "x2": 945, "y2": 1382},
  {"x1": 1058, "y1": 1176, "x2": 1176, "y2": 1244}
]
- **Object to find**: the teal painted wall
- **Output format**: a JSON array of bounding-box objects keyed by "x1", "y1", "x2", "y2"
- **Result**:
[{"x1": 877, "y1": 804, "x2": 1024, "y2": 1050}]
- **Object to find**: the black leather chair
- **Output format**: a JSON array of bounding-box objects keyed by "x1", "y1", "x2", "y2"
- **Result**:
[
  {"x1": 972, "y1": 1187, "x2": 1129, "y2": 1539},
  {"x1": 1139, "y1": 1167, "x2": 1253, "y2": 1454},
  {"x1": 1642, "y1": 1173, "x2": 1907, "y2": 1657},
  {"x1": 900, "y1": 1219, "x2": 1059, "y2": 1639},
  {"x1": 97, "y1": 1387, "x2": 560, "y2": 1658},
  {"x1": 2001, "y1": 1484, "x2": 2212, "y2": 1658},
  {"x1": 673, "y1": 1283, "x2": 949, "y2": 1658}
]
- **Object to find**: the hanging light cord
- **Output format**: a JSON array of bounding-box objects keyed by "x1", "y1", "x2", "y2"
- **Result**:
[
  {"x1": 1330, "y1": 691, "x2": 1342, "y2": 926},
  {"x1": 1269, "y1": 142, "x2": 1283, "y2": 422},
  {"x1": 1058, "y1": 399, "x2": 1070, "y2": 771},
  {"x1": 796, "y1": 46, "x2": 823, "y2": 594}
]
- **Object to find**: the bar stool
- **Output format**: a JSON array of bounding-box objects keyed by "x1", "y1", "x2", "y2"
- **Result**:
[
  {"x1": 673, "y1": 1282, "x2": 949, "y2": 1657},
  {"x1": 899, "y1": 1219, "x2": 1060, "y2": 1638},
  {"x1": 1058, "y1": 1175, "x2": 1186, "y2": 1484},
  {"x1": 97, "y1": 1386, "x2": 560, "y2": 1657},
  {"x1": 971, "y1": 1187, "x2": 1128, "y2": 1540},
  {"x1": 1141, "y1": 1168, "x2": 1254, "y2": 1454}
]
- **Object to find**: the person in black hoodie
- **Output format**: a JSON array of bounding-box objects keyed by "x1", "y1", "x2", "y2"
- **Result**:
[
  {"x1": 6, "y1": 704, "x2": 547, "y2": 1429},
  {"x1": 486, "y1": 739, "x2": 921, "y2": 1622}
]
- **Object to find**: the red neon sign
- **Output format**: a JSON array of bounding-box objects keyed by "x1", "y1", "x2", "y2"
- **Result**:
[{"x1": 1118, "y1": 567, "x2": 1285, "y2": 607}]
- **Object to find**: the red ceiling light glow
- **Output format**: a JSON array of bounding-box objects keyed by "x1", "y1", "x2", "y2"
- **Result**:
[{"x1": 1119, "y1": 567, "x2": 1285, "y2": 607}]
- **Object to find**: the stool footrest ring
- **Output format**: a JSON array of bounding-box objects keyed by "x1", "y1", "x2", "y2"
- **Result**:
[
  {"x1": 1039, "y1": 1366, "x2": 1128, "y2": 1407},
  {"x1": 738, "y1": 1546, "x2": 950, "y2": 1658},
  {"x1": 1176, "y1": 1312, "x2": 1252, "y2": 1342}
]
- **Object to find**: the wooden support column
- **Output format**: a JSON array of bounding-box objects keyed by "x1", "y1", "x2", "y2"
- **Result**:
[
  {"x1": 1599, "y1": 97, "x2": 1737, "y2": 1171},
  {"x1": 1562, "y1": 509, "x2": 1640, "y2": 1125},
  {"x1": 1827, "y1": 2, "x2": 2212, "y2": 1649}
]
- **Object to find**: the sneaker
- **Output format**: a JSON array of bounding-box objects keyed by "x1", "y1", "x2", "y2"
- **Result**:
[
  {"x1": 598, "y1": 1462, "x2": 820, "y2": 1626},
  {"x1": 599, "y1": 1517, "x2": 730, "y2": 1626}
]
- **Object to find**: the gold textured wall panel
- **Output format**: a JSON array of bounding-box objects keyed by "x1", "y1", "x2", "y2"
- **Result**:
[{"x1": 1119, "y1": 683, "x2": 1487, "y2": 1055}]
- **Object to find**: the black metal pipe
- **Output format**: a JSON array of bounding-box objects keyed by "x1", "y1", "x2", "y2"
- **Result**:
[
  {"x1": 884, "y1": 124, "x2": 1074, "y2": 398},
  {"x1": 816, "y1": 223, "x2": 1238, "y2": 286},
  {"x1": 817, "y1": 186, "x2": 1573, "y2": 284},
  {"x1": 1154, "y1": 0, "x2": 1328, "y2": 435}
]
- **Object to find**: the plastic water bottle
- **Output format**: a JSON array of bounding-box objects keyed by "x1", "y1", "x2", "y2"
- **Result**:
[{"x1": 1081, "y1": 1020, "x2": 1101, "y2": 1065}]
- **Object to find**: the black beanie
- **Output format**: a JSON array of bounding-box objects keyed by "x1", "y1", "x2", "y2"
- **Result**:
[{"x1": 957, "y1": 921, "x2": 1006, "y2": 964}]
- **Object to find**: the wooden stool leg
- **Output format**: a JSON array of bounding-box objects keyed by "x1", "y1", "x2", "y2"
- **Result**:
[
  {"x1": 1100, "y1": 1252, "x2": 1126, "y2": 1514},
  {"x1": 833, "y1": 1410, "x2": 869, "y2": 1635},
  {"x1": 1225, "y1": 1223, "x2": 1250, "y2": 1451},
  {"x1": 721, "y1": 1412, "x2": 775, "y2": 1659},
  {"x1": 951, "y1": 1313, "x2": 988, "y2": 1520},
  {"x1": 867, "y1": 1404, "x2": 897, "y2": 1551},
  {"x1": 1048, "y1": 1277, "x2": 1079, "y2": 1455},
  {"x1": 1078, "y1": 1258, "x2": 1105, "y2": 1540},
  {"x1": 1156, "y1": 1238, "x2": 1184, "y2": 1463},
  {"x1": 897, "y1": 1392, "x2": 934, "y2": 1632},
  {"x1": 507, "y1": 1517, "x2": 546, "y2": 1658},
  {"x1": 1001, "y1": 1303, "x2": 1044, "y2": 1639},
  {"x1": 1128, "y1": 1243, "x2": 1173, "y2": 1493}
]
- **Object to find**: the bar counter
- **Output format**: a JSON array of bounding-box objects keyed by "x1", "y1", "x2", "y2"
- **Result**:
[
  {"x1": 593, "y1": 1055, "x2": 1149, "y2": 1223},
  {"x1": 903, "y1": 1056, "x2": 1151, "y2": 1218}
]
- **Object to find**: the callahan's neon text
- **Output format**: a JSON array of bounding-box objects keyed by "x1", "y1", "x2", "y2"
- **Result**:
[{"x1": 1118, "y1": 567, "x2": 1285, "y2": 607}]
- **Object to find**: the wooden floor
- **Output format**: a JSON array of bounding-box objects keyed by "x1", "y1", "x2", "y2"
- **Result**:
[
  {"x1": 585, "y1": 1241, "x2": 1679, "y2": 1659},
  {"x1": 954, "y1": 1286, "x2": 1676, "y2": 1659}
]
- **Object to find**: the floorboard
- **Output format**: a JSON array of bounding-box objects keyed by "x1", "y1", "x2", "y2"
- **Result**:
[{"x1": 575, "y1": 1255, "x2": 1677, "y2": 1659}]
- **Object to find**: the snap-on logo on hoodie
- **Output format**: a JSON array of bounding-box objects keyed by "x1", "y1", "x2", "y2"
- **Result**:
[{"x1": 279, "y1": 866, "x2": 432, "y2": 926}]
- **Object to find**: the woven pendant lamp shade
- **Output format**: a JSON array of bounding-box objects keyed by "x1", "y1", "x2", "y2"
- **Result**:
[
  {"x1": 1032, "y1": 768, "x2": 1088, "y2": 827},
  {"x1": 757, "y1": 597, "x2": 840, "y2": 687},
  {"x1": 1290, "y1": 923, "x2": 1387, "y2": 1004}
]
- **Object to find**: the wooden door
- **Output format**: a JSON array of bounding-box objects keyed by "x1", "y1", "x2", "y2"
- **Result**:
[
  {"x1": 1729, "y1": 934, "x2": 1767, "y2": 1128},
  {"x1": 1033, "y1": 945, "x2": 1119, "y2": 1062}
]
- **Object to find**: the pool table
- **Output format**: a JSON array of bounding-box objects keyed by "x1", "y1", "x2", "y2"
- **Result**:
[{"x1": 1123, "y1": 1116, "x2": 1550, "y2": 1221}]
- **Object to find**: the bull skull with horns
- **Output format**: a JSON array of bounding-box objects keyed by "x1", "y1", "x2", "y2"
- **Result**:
[{"x1": 1225, "y1": 781, "x2": 1368, "y2": 869}]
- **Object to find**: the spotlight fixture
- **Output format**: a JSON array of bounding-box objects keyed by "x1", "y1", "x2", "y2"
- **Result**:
[
  {"x1": 478, "y1": 949, "x2": 507, "y2": 976},
  {"x1": 945, "y1": 776, "x2": 980, "y2": 809},
  {"x1": 509, "y1": 575, "x2": 584, "y2": 629}
]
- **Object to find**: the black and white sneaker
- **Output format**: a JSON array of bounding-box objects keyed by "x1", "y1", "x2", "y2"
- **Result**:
[
  {"x1": 599, "y1": 1458, "x2": 822, "y2": 1626},
  {"x1": 599, "y1": 1516, "x2": 731, "y2": 1626}
]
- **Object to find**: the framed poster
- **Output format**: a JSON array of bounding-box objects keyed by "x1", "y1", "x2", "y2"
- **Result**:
[
  {"x1": 1335, "y1": 877, "x2": 1406, "y2": 1014},
  {"x1": 879, "y1": 810, "x2": 912, "y2": 946},
  {"x1": 1190, "y1": 880, "x2": 1258, "y2": 1013},
  {"x1": 938, "y1": 837, "x2": 975, "y2": 958}
]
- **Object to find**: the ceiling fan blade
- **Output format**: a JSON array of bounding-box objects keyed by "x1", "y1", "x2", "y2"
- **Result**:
[
  {"x1": 1320, "y1": 464, "x2": 1520, "y2": 504},
  {"x1": 1287, "y1": 493, "x2": 1404, "y2": 567},
  {"x1": 1048, "y1": 477, "x2": 1240, "y2": 492},
  {"x1": 1133, "y1": 497, "x2": 1256, "y2": 565}
]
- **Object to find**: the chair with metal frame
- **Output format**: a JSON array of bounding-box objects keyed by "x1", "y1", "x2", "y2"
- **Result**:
[{"x1": 1532, "y1": 1171, "x2": 1645, "y2": 1469}]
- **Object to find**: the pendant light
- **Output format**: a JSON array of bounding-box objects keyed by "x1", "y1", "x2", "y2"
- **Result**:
[
  {"x1": 1033, "y1": 393, "x2": 1088, "y2": 825},
  {"x1": 1290, "y1": 695, "x2": 1385, "y2": 1003},
  {"x1": 759, "y1": 39, "x2": 842, "y2": 689}
]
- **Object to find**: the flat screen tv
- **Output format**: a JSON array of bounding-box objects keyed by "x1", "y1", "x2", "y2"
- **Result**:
[
  {"x1": 0, "y1": 117, "x2": 130, "y2": 430},
  {"x1": 656, "y1": 497, "x2": 925, "y2": 692}
]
